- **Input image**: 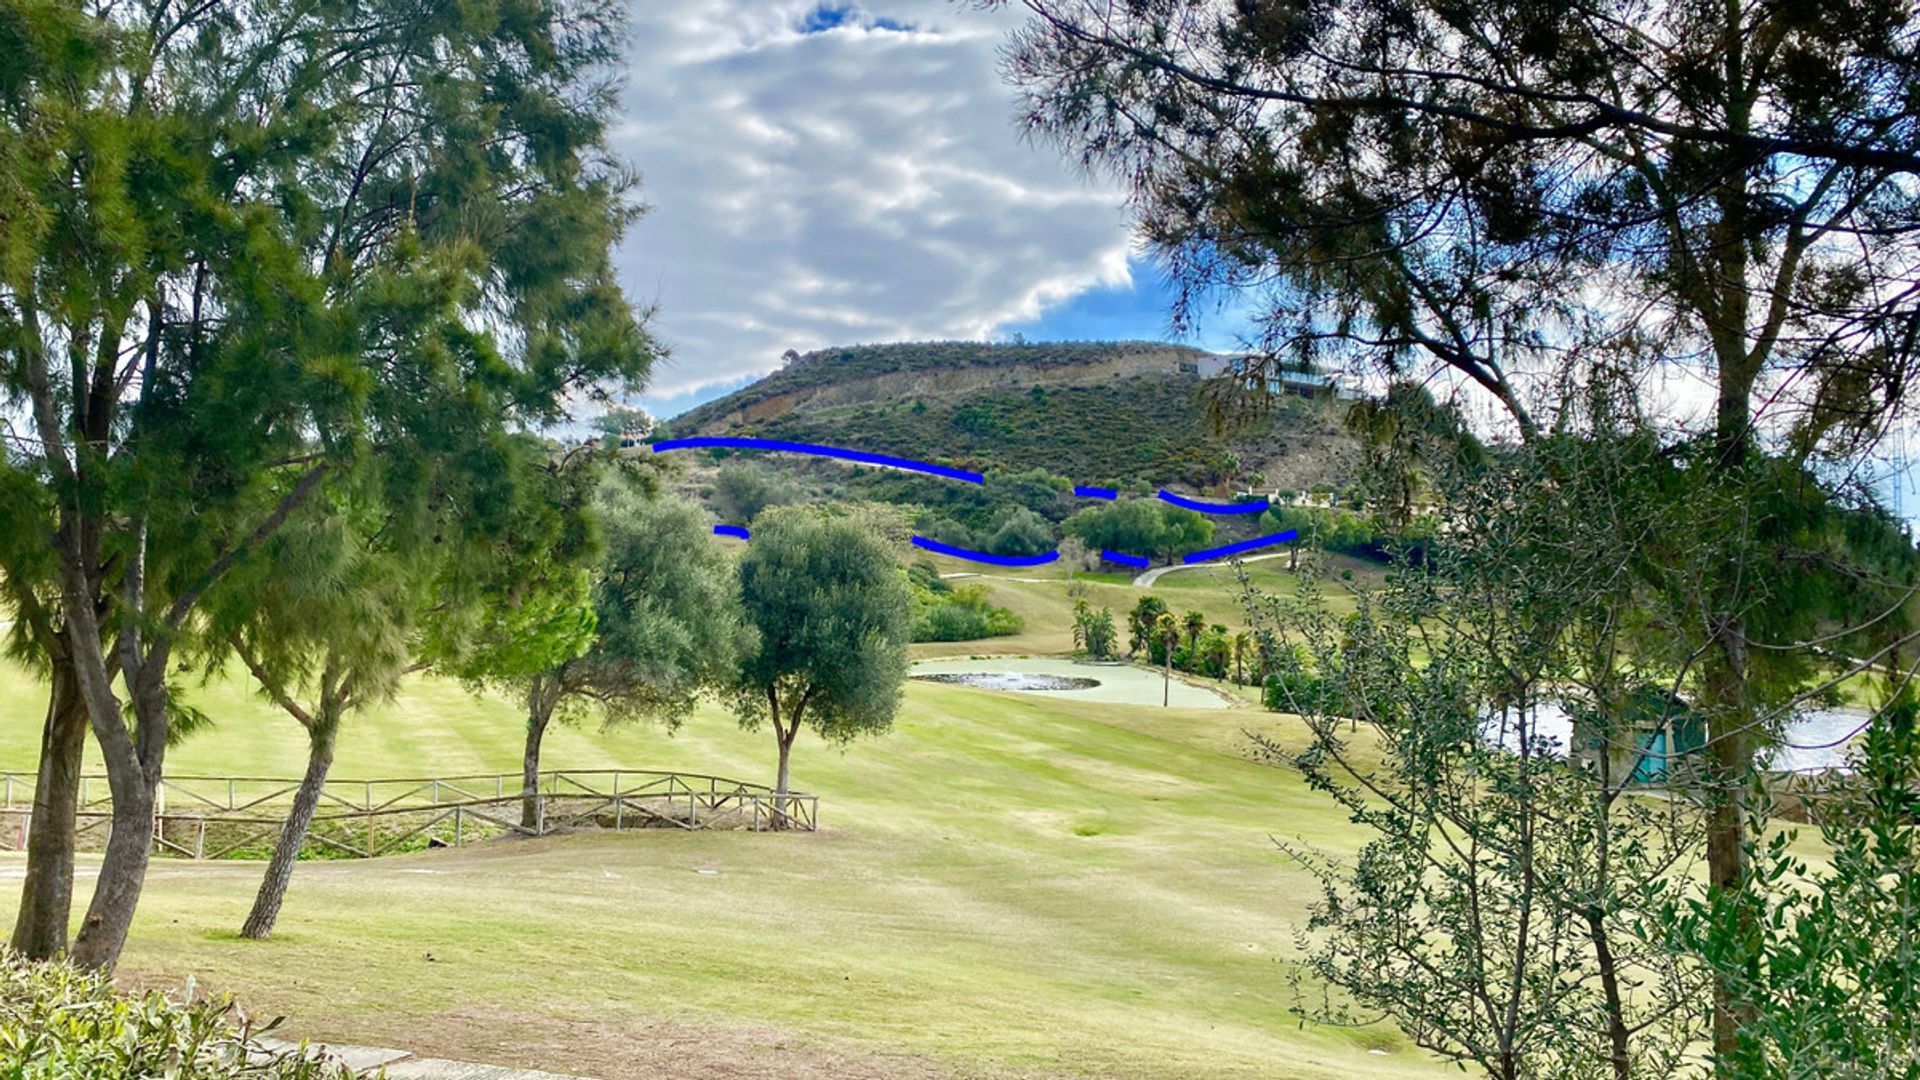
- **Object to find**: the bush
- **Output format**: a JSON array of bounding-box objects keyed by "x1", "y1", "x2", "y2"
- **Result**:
[
  {"x1": 906, "y1": 559, "x2": 949, "y2": 595},
  {"x1": 1261, "y1": 645, "x2": 1335, "y2": 714},
  {"x1": 911, "y1": 582, "x2": 1025, "y2": 642},
  {"x1": 988, "y1": 506, "x2": 1055, "y2": 557},
  {"x1": 711, "y1": 462, "x2": 803, "y2": 525},
  {"x1": 918, "y1": 602, "x2": 991, "y2": 641},
  {"x1": 1071, "y1": 601, "x2": 1118, "y2": 659},
  {"x1": 0, "y1": 952, "x2": 357, "y2": 1078}
]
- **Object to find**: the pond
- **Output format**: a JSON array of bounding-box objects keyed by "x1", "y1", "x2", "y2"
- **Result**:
[
  {"x1": 909, "y1": 657, "x2": 1233, "y2": 709},
  {"x1": 916, "y1": 672, "x2": 1103, "y2": 692}
]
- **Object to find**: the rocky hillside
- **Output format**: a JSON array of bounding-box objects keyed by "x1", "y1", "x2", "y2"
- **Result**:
[{"x1": 666, "y1": 341, "x2": 1356, "y2": 494}]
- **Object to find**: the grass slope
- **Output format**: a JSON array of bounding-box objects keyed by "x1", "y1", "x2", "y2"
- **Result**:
[{"x1": 0, "y1": 650, "x2": 1439, "y2": 1079}]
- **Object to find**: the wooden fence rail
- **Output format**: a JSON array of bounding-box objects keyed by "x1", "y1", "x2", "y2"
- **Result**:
[{"x1": 0, "y1": 769, "x2": 818, "y2": 859}]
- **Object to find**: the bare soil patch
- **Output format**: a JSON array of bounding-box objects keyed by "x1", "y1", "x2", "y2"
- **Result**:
[{"x1": 318, "y1": 1004, "x2": 1073, "y2": 1080}]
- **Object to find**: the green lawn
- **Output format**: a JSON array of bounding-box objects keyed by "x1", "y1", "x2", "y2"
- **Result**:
[
  {"x1": 0, "y1": 653, "x2": 1439, "y2": 1079},
  {"x1": 906, "y1": 550, "x2": 1382, "y2": 660}
]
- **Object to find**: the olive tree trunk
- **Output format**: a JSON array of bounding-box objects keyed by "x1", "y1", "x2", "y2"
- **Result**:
[
  {"x1": 239, "y1": 720, "x2": 338, "y2": 940},
  {"x1": 768, "y1": 686, "x2": 808, "y2": 830},
  {"x1": 10, "y1": 660, "x2": 88, "y2": 959},
  {"x1": 521, "y1": 677, "x2": 557, "y2": 832}
]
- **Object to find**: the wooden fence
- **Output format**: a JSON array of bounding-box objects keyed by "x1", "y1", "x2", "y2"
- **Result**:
[{"x1": 0, "y1": 769, "x2": 818, "y2": 860}]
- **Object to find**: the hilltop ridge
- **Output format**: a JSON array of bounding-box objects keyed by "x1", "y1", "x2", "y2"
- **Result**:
[
  {"x1": 671, "y1": 340, "x2": 1210, "y2": 435},
  {"x1": 666, "y1": 340, "x2": 1355, "y2": 493}
]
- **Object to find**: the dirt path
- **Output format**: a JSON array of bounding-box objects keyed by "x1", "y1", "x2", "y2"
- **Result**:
[{"x1": 289, "y1": 1005, "x2": 1073, "y2": 1080}]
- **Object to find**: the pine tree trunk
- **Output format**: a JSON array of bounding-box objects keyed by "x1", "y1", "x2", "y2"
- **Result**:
[
  {"x1": 67, "y1": 766, "x2": 156, "y2": 971},
  {"x1": 10, "y1": 660, "x2": 87, "y2": 959},
  {"x1": 521, "y1": 684, "x2": 553, "y2": 832},
  {"x1": 69, "y1": 643, "x2": 174, "y2": 973},
  {"x1": 1705, "y1": 630, "x2": 1755, "y2": 1057},
  {"x1": 240, "y1": 723, "x2": 336, "y2": 940}
]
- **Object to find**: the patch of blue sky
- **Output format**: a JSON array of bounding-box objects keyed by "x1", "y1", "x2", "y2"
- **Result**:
[
  {"x1": 797, "y1": 4, "x2": 915, "y2": 35},
  {"x1": 798, "y1": 3, "x2": 856, "y2": 32},
  {"x1": 640, "y1": 372, "x2": 758, "y2": 424},
  {"x1": 996, "y1": 257, "x2": 1258, "y2": 354}
]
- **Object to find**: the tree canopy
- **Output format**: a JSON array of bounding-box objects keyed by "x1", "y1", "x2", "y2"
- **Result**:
[
  {"x1": 731, "y1": 506, "x2": 912, "y2": 801},
  {"x1": 1063, "y1": 499, "x2": 1215, "y2": 564}
]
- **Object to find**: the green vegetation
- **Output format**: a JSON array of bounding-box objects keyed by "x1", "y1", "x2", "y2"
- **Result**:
[
  {"x1": 0, "y1": 0, "x2": 653, "y2": 972},
  {"x1": 908, "y1": 563, "x2": 1025, "y2": 643},
  {"x1": 1064, "y1": 500, "x2": 1215, "y2": 566},
  {"x1": 709, "y1": 462, "x2": 804, "y2": 526},
  {"x1": 1070, "y1": 601, "x2": 1118, "y2": 659},
  {"x1": 1674, "y1": 701, "x2": 1920, "y2": 1076},
  {"x1": 0, "y1": 659, "x2": 1442, "y2": 1080},
  {"x1": 731, "y1": 507, "x2": 914, "y2": 804},
  {"x1": 1006, "y1": 0, "x2": 1920, "y2": 1062},
  {"x1": 448, "y1": 486, "x2": 746, "y2": 831},
  {"x1": 742, "y1": 376, "x2": 1333, "y2": 491},
  {"x1": 0, "y1": 951, "x2": 353, "y2": 1078}
]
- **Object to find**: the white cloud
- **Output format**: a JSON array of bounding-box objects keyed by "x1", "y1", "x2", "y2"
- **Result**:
[{"x1": 609, "y1": 1, "x2": 1135, "y2": 408}]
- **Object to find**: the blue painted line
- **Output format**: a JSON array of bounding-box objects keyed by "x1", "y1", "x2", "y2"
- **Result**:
[
  {"x1": 1182, "y1": 530, "x2": 1299, "y2": 564},
  {"x1": 652, "y1": 436, "x2": 984, "y2": 484},
  {"x1": 1101, "y1": 550, "x2": 1151, "y2": 568},
  {"x1": 712, "y1": 524, "x2": 750, "y2": 539},
  {"x1": 1074, "y1": 485, "x2": 1118, "y2": 499},
  {"x1": 911, "y1": 536, "x2": 1060, "y2": 567},
  {"x1": 1158, "y1": 489, "x2": 1269, "y2": 515}
]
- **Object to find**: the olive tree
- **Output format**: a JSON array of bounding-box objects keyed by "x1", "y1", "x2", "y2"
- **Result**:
[
  {"x1": 459, "y1": 483, "x2": 747, "y2": 831},
  {"x1": 1255, "y1": 431, "x2": 1713, "y2": 1079},
  {"x1": 731, "y1": 506, "x2": 912, "y2": 819}
]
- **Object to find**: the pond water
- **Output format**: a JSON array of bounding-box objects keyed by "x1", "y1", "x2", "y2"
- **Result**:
[
  {"x1": 1481, "y1": 700, "x2": 1864, "y2": 773},
  {"x1": 909, "y1": 657, "x2": 1232, "y2": 709},
  {"x1": 916, "y1": 672, "x2": 1103, "y2": 692}
]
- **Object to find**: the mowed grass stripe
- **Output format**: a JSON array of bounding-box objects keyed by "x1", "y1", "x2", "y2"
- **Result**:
[{"x1": 0, "y1": 656, "x2": 1438, "y2": 1078}]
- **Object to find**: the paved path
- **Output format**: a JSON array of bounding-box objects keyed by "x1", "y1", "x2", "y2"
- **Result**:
[
  {"x1": 1131, "y1": 550, "x2": 1290, "y2": 587},
  {"x1": 937, "y1": 550, "x2": 1294, "y2": 590},
  {"x1": 257, "y1": 1037, "x2": 588, "y2": 1079}
]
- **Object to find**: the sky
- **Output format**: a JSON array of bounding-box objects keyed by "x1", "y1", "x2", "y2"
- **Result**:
[{"x1": 608, "y1": 1, "x2": 1253, "y2": 422}]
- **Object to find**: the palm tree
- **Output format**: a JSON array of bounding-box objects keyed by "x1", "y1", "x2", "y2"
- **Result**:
[
  {"x1": 1231, "y1": 631, "x2": 1251, "y2": 685},
  {"x1": 1155, "y1": 612, "x2": 1181, "y2": 707},
  {"x1": 1129, "y1": 595, "x2": 1167, "y2": 657},
  {"x1": 1182, "y1": 610, "x2": 1206, "y2": 655}
]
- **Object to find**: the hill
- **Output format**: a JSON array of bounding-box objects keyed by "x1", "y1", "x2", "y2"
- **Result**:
[{"x1": 666, "y1": 341, "x2": 1357, "y2": 494}]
